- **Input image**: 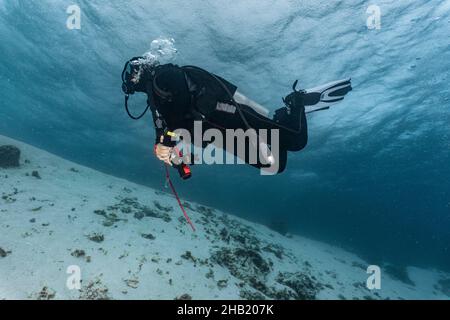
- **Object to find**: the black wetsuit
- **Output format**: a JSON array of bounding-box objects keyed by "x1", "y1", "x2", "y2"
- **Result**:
[{"x1": 139, "y1": 64, "x2": 308, "y2": 173}]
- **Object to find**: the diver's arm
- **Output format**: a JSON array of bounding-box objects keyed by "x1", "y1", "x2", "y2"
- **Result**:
[
  {"x1": 150, "y1": 111, "x2": 166, "y2": 145},
  {"x1": 151, "y1": 118, "x2": 173, "y2": 165},
  {"x1": 148, "y1": 99, "x2": 174, "y2": 165}
]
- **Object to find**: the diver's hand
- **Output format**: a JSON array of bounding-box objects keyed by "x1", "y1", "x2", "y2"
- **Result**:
[{"x1": 154, "y1": 143, "x2": 173, "y2": 166}]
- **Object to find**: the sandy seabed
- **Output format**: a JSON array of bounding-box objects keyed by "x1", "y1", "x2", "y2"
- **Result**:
[{"x1": 0, "y1": 135, "x2": 449, "y2": 300}]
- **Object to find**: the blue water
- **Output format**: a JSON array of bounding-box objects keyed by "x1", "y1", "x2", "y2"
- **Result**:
[{"x1": 1, "y1": 0, "x2": 449, "y2": 272}]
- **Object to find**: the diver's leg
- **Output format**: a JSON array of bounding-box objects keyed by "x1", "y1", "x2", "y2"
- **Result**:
[
  {"x1": 233, "y1": 91, "x2": 270, "y2": 117},
  {"x1": 238, "y1": 102, "x2": 308, "y2": 152},
  {"x1": 273, "y1": 104, "x2": 308, "y2": 151},
  {"x1": 205, "y1": 104, "x2": 298, "y2": 173}
]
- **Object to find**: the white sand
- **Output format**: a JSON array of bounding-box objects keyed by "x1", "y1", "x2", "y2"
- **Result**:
[{"x1": 0, "y1": 135, "x2": 449, "y2": 300}]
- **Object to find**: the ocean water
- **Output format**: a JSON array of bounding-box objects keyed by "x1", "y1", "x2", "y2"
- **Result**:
[{"x1": 1, "y1": 0, "x2": 450, "y2": 298}]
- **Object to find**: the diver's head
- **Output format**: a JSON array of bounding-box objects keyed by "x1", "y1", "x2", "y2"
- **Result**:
[{"x1": 121, "y1": 56, "x2": 158, "y2": 95}]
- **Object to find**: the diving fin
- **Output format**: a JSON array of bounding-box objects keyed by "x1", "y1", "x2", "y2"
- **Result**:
[{"x1": 303, "y1": 78, "x2": 352, "y2": 113}]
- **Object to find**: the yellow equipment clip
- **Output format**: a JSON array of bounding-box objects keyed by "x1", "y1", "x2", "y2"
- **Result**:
[{"x1": 166, "y1": 131, "x2": 177, "y2": 138}]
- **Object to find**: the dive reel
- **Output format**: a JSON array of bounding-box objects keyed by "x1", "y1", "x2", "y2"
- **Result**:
[{"x1": 162, "y1": 130, "x2": 192, "y2": 180}]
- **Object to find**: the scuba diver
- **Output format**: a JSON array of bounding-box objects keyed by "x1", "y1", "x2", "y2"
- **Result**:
[{"x1": 121, "y1": 56, "x2": 352, "y2": 178}]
